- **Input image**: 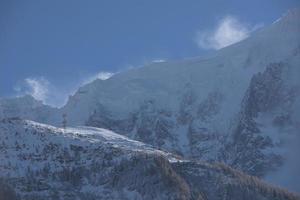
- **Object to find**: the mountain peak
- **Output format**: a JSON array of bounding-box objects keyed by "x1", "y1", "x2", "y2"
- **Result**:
[
  {"x1": 0, "y1": 94, "x2": 41, "y2": 105},
  {"x1": 285, "y1": 8, "x2": 300, "y2": 19},
  {"x1": 274, "y1": 8, "x2": 300, "y2": 25}
]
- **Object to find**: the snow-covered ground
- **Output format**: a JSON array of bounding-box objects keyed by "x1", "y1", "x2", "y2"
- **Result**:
[{"x1": 1, "y1": 118, "x2": 299, "y2": 200}]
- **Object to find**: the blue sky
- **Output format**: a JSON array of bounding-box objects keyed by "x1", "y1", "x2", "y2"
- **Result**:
[{"x1": 1, "y1": 0, "x2": 299, "y2": 106}]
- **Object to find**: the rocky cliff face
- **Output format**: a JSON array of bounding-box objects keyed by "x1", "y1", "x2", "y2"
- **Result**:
[
  {"x1": 84, "y1": 10, "x2": 300, "y2": 182},
  {"x1": 222, "y1": 62, "x2": 299, "y2": 176},
  {"x1": 1, "y1": 119, "x2": 299, "y2": 200},
  {"x1": 0, "y1": 9, "x2": 300, "y2": 192}
]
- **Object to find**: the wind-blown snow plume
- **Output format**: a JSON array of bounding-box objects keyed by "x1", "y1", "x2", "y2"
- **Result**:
[
  {"x1": 82, "y1": 71, "x2": 115, "y2": 85},
  {"x1": 95, "y1": 72, "x2": 114, "y2": 80},
  {"x1": 20, "y1": 77, "x2": 50, "y2": 102},
  {"x1": 14, "y1": 77, "x2": 67, "y2": 107},
  {"x1": 152, "y1": 59, "x2": 166, "y2": 63},
  {"x1": 13, "y1": 72, "x2": 115, "y2": 107},
  {"x1": 196, "y1": 16, "x2": 251, "y2": 50}
]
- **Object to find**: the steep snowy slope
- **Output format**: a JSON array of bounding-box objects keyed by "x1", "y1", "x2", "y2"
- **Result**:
[
  {"x1": 67, "y1": 9, "x2": 300, "y2": 179},
  {"x1": 0, "y1": 8, "x2": 299, "y2": 190},
  {"x1": 64, "y1": 9, "x2": 299, "y2": 125},
  {"x1": 1, "y1": 118, "x2": 299, "y2": 200}
]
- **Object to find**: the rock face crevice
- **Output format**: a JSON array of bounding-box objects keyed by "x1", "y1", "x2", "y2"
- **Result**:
[{"x1": 223, "y1": 62, "x2": 299, "y2": 176}]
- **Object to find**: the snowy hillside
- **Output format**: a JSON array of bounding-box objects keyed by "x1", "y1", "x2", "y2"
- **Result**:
[
  {"x1": 0, "y1": 8, "x2": 300, "y2": 192},
  {"x1": 1, "y1": 118, "x2": 299, "y2": 200}
]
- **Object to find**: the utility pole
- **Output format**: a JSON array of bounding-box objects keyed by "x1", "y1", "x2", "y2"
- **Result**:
[{"x1": 62, "y1": 113, "x2": 67, "y2": 129}]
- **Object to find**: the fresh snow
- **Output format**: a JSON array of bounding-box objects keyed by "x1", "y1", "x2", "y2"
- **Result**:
[{"x1": 0, "y1": 8, "x2": 299, "y2": 194}]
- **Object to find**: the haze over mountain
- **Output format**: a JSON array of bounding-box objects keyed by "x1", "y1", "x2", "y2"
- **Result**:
[{"x1": 1, "y1": 8, "x2": 300, "y2": 199}]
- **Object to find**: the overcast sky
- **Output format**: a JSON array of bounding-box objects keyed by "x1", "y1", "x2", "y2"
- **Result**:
[{"x1": 1, "y1": 0, "x2": 299, "y2": 106}]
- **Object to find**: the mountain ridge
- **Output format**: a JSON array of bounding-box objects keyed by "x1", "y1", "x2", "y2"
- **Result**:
[
  {"x1": 1, "y1": 118, "x2": 299, "y2": 200},
  {"x1": 1, "y1": 8, "x2": 300, "y2": 193}
]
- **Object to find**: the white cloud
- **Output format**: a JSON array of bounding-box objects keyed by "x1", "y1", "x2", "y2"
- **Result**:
[
  {"x1": 196, "y1": 16, "x2": 254, "y2": 50},
  {"x1": 23, "y1": 77, "x2": 50, "y2": 102}
]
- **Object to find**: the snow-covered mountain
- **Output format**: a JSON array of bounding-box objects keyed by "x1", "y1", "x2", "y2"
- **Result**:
[
  {"x1": 1, "y1": 118, "x2": 299, "y2": 200},
  {"x1": 0, "y1": 8, "x2": 300, "y2": 192},
  {"x1": 68, "y1": 8, "x2": 300, "y2": 179},
  {"x1": 0, "y1": 95, "x2": 58, "y2": 124}
]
